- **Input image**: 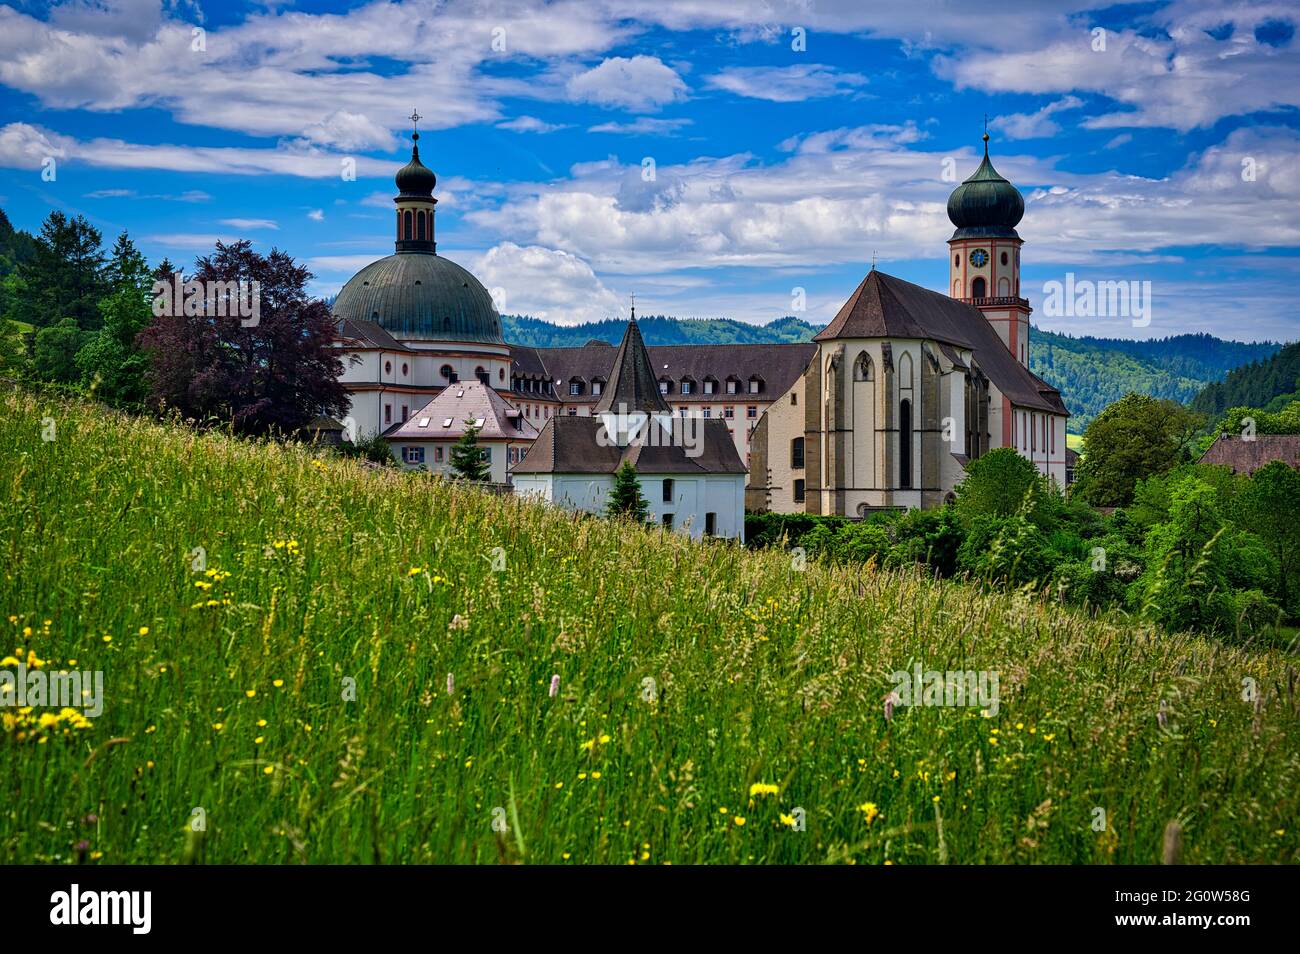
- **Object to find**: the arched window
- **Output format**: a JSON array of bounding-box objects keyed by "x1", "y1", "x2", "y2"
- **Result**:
[
  {"x1": 440, "y1": 364, "x2": 455, "y2": 382},
  {"x1": 899, "y1": 398, "x2": 913, "y2": 489},
  {"x1": 475, "y1": 366, "x2": 489, "y2": 384},
  {"x1": 791, "y1": 437, "x2": 805, "y2": 470},
  {"x1": 403, "y1": 210, "x2": 412, "y2": 241},
  {"x1": 1001, "y1": 251, "x2": 1009, "y2": 266},
  {"x1": 854, "y1": 352, "x2": 873, "y2": 381},
  {"x1": 954, "y1": 254, "x2": 960, "y2": 267},
  {"x1": 971, "y1": 276, "x2": 986, "y2": 298},
  {"x1": 417, "y1": 211, "x2": 426, "y2": 240},
  {"x1": 898, "y1": 352, "x2": 913, "y2": 389}
]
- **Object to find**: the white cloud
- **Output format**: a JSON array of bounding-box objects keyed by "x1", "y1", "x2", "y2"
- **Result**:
[
  {"x1": 0, "y1": 122, "x2": 396, "y2": 178},
  {"x1": 704, "y1": 64, "x2": 868, "y2": 102},
  {"x1": 589, "y1": 117, "x2": 692, "y2": 135},
  {"x1": 467, "y1": 124, "x2": 1300, "y2": 275},
  {"x1": 565, "y1": 55, "x2": 688, "y2": 111},
  {"x1": 143, "y1": 233, "x2": 248, "y2": 249},
  {"x1": 472, "y1": 242, "x2": 623, "y2": 324},
  {"x1": 497, "y1": 115, "x2": 570, "y2": 133},
  {"x1": 990, "y1": 96, "x2": 1084, "y2": 140},
  {"x1": 220, "y1": 218, "x2": 279, "y2": 230},
  {"x1": 307, "y1": 209, "x2": 325, "y2": 222},
  {"x1": 299, "y1": 110, "x2": 397, "y2": 151}
]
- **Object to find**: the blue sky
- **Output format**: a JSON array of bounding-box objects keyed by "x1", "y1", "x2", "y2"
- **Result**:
[{"x1": 0, "y1": 0, "x2": 1297, "y2": 341}]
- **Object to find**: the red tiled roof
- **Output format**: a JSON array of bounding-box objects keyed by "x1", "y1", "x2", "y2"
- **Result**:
[
  {"x1": 384, "y1": 380, "x2": 539, "y2": 442},
  {"x1": 1198, "y1": 433, "x2": 1300, "y2": 474}
]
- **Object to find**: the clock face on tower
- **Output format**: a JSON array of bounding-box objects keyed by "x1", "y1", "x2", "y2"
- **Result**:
[{"x1": 969, "y1": 248, "x2": 989, "y2": 268}]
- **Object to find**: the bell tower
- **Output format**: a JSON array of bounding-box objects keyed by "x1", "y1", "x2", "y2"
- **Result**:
[
  {"x1": 946, "y1": 131, "x2": 1031, "y2": 367},
  {"x1": 394, "y1": 108, "x2": 437, "y2": 254}
]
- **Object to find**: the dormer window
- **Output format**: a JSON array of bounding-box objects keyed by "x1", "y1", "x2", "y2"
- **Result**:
[
  {"x1": 592, "y1": 380, "x2": 604, "y2": 396},
  {"x1": 659, "y1": 378, "x2": 672, "y2": 395},
  {"x1": 726, "y1": 377, "x2": 740, "y2": 395},
  {"x1": 748, "y1": 376, "x2": 763, "y2": 394},
  {"x1": 569, "y1": 378, "x2": 583, "y2": 396},
  {"x1": 680, "y1": 378, "x2": 694, "y2": 395},
  {"x1": 703, "y1": 378, "x2": 716, "y2": 395}
]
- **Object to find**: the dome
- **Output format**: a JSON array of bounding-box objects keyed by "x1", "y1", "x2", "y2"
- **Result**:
[
  {"x1": 946, "y1": 137, "x2": 1024, "y2": 239},
  {"x1": 332, "y1": 253, "x2": 504, "y2": 344},
  {"x1": 395, "y1": 135, "x2": 436, "y2": 197}
]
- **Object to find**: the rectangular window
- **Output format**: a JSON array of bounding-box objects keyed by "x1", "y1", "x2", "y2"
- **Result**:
[
  {"x1": 681, "y1": 381, "x2": 693, "y2": 395},
  {"x1": 434, "y1": 446, "x2": 444, "y2": 462},
  {"x1": 403, "y1": 446, "x2": 424, "y2": 464},
  {"x1": 704, "y1": 381, "x2": 715, "y2": 394},
  {"x1": 703, "y1": 408, "x2": 712, "y2": 418},
  {"x1": 746, "y1": 406, "x2": 757, "y2": 419},
  {"x1": 480, "y1": 447, "x2": 491, "y2": 462},
  {"x1": 659, "y1": 381, "x2": 669, "y2": 394},
  {"x1": 791, "y1": 438, "x2": 805, "y2": 469},
  {"x1": 1031, "y1": 413, "x2": 1036, "y2": 453},
  {"x1": 662, "y1": 478, "x2": 674, "y2": 503},
  {"x1": 749, "y1": 380, "x2": 760, "y2": 394},
  {"x1": 661, "y1": 513, "x2": 674, "y2": 529},
  {"x1": 727, "y1": 381, "x2": 738, "y2": 394},
  {"x1": 1051, "y1": 420, "x2": 1056, "y2": 455},
  {"x1": 401, "y1": 405, "x2": 408, "y2": 422},
  {"x1": 569, "y1": 382, "x2": 581, "y2": 396},
  {"x1": 724, "y1": 406, "x2": 734, "y2": 419},
  {"x1": 592, "y1": 382, "x2": 602, "y2": 395},
  {"x1": 568, "y1": 408, "x2": 577, "y2": 416},
  {"x1": 385, "y1": 404, "x2": 392, "y2": 425},
  {"x1": 793, "y1": 478, "x2": 806, "y2": 503},
  {"x1": 704, "y1": 512, "x2": 716, "y2": 536}
]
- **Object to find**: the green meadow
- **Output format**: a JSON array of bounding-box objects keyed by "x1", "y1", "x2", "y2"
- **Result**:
[{"x1": 1, "y1": 387, "x2": 1297, "y2": 864}]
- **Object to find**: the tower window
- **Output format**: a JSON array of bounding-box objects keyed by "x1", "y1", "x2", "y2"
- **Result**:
[
  {"x1": 1001, "y1": 251, "x2": 1009, "y2": 266},
  {"x1": 971, "y1": 277, "x2": 986, "y2": 298},
  {"x1": 403, "y1": 210, "x2": 412, "y2": 240},
  {"x1": 954, "y1": 254, "x2": 960, "y2": 267}
]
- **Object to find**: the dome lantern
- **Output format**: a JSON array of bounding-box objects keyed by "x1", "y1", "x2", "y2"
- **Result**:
[{"x1": 394, "y1": 108, "x2": 437, "y2": 253}]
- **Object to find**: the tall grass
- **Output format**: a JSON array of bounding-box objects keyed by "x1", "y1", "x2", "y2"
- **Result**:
[{"x1": 2, "y1": 388, "x2": 1297, "y2": 864}]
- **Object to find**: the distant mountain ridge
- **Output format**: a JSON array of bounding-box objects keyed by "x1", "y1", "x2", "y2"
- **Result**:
[
  {"x1": 1191, "y1": 341, "x2": 1300, "y2": 417},
  {"x1": 502, "y1": 314, "x2": 1279, "y2": 432}
]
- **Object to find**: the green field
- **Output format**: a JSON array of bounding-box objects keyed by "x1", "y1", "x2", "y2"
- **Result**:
[{"x1": 2, "y1": 388, "x2": 1297, "y2": 864}]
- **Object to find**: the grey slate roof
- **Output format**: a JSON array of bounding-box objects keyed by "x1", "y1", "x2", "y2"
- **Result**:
[
  {"x1": 816, "y1": 270, "x2": 1067, "y2": 416},
  {"x1": 332, "y1": 252, "x2": 504, "y2": 344},
  {"x1": 593, "y1": 319, "x2": 671, "y2": 414},
  {"x1": 1198, "y1": 433, "x2": 1300, "y2": 474},
  {"x1": 512, "y1": 415, "x2": 746, "y2": 475},
  {"x1": 384, "y1": 380, "x2": 539, "y2": 442}
]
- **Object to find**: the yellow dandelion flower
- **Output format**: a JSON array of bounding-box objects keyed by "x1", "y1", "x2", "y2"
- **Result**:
[
  {"x1": 245, "y1": 689, "x2": 256, "y2": 698},
  {"x1": 733, "y1": 816, "x2": 746, "y2": 826},
  {"x1": 263, "y1": 765, "x2": 274, "y2": 775},
  {"x1": 858, "y1": 802, "x2": 880, "y2": 824},
  {"x1": 138, "y1": 626, "x2": 149, "y2": 636},
  {"x1": 254, "y1": 736, "x2": 264, "y2": 745},
  {"x1": 749, "y1": 782, "x2": 779, "y2": 797},
  {"x1": 272, "y1": 679, "x2": 284, "y2": 688},
  {"x1": 212, "y1": 722, "x2": 224, "y2": 731}
]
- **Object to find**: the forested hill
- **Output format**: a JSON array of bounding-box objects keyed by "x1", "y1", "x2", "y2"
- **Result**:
[
  {"x1": 1030, "y1": 330, "x2": 1278, "y2": 431},
  {"x1": 501, "y1": 313, "x2": 820, "y2": 347},
  {"x1": 1190, "y1": 341, "x2": 1300, "y2": 417},
  {"x1": 503, "y1": 315, "x2": 1277, "y2": 433}
]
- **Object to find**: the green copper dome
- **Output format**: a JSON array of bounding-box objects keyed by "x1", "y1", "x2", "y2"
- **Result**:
[
  {"x1": 332, "y1": 253, "x2": 504, "y2": 344},
  {"x1": 395, "y1": 134, "x2": 436, "y2": 197},
  {"x1": 947, "y1": 136, "x2": 1024, "y2": 239}
]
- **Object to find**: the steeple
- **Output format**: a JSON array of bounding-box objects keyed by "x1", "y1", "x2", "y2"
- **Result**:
[
  {"x1": 394, "y1": 108, "x2": 437, "y2": 254},
  {"x1": 593, "y1": 305, "x2": 671, "y2": 415},
  {"x1": 945, "y1": 131, "x2": 1024, "y2": 240}
]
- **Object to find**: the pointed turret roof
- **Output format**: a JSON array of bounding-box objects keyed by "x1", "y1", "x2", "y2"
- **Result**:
[{"x1": 593, "y1": 315, "x2": 671, "y2": 414}]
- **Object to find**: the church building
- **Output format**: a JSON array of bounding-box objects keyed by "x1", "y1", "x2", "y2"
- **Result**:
[{"x1": 328, "y1": 122, "x2": 1069, "y2": 524}]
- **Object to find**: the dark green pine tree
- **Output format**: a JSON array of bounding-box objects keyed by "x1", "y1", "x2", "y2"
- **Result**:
[
  {"x1": 449, "y1": 419, "x2": 491, "y2": 481},
  {"x1": 15, "y1": 211, "x2": 107, "y2": 331},
  {"x1": 605, "y1": 460, "x2": 649, "y2": 522}
]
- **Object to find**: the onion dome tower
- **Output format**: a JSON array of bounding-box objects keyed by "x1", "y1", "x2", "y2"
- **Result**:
[{"x1": 946, "y1": 130, "x2": 1031, "y2": 366}]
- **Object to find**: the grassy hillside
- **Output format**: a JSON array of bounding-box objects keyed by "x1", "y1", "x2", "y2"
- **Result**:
[{"x1": 2, "y1": 389, "x2": 1297, "y2": 864}]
